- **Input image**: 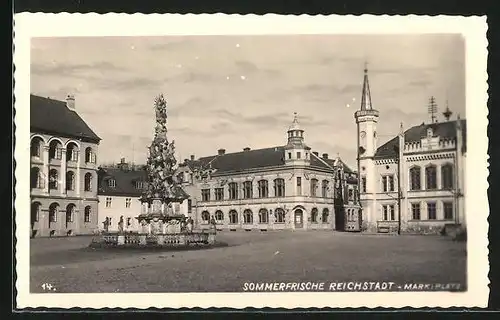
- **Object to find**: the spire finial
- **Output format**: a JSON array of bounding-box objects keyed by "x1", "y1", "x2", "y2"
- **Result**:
[
  {"x1": 360, "y1": 63, "x2": 373, "y2": 111},
  {"x1": 364, "y1": 61, "x2": 368, "y2": 73}
]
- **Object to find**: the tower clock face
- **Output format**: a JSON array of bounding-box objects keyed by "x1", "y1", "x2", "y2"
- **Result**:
[{"x1": 360, "y1": 131, "x2": 366, "y2": 138}]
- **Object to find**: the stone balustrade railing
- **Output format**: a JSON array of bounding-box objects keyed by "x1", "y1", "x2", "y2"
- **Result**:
[{"x1": 91, "y1": 230, "x2": 216, "y2": 247}]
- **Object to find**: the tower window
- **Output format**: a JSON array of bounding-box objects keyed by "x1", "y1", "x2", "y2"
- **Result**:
[
  {"x1": 288, "y1": 152, "x2": 292, "y2": 160},
  {"x1": 297, "y1": 152, "x2": 301, "y2": 159}
]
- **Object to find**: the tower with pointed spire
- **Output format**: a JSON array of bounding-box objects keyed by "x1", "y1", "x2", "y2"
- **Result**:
[
  {"x1": 354, "y1": 64, "x2": 380, "y2": 229},
  {"x1": 284, "y1": 112, "x2": 311, "y2": 166}
]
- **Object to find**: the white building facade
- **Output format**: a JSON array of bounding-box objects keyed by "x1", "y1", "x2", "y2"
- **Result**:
[{"x1": 355, "y1": 67, "x2": 467, "y2": 234}]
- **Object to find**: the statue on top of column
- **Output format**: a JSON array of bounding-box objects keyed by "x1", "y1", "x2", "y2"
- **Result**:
[{"x1": 140, "y1": 93, "x2": 189, "y2": 207}]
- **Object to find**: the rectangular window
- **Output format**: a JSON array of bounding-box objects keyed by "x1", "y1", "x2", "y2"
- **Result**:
[
  {"x1": 427, "y1": 202, "x2": 437, "y2": 220},
  {"x1": 105, "y1": 197, "x2": 112, "y2": 208},
  {"x1": 215, "y1": 188, "x2": 224, "y2": 201},
  {"x1": 348, "y1": 189, "x2": 354, "y2": 201},
  {"x1": 411, "y1": 203, "x2": 421, "y2": 220},
  {"x1": 243, "y1": 181, "x2": 253, "y2": 199},
  {"x1": 229, "y1": 182, "x2": 239, "y2": 200},
  {"x1": 201, "y1": 189, "x2": 210, "y2": 202},
  {"x1": 258, "y1": 180, "x2": 269, "y2": 198},
  {"x1": 382, "y1": 205, "x2": 395, "y2": 221},
  {"x1": 390, "y1": 205, "x2": 395, "y2": 220},
  {"x1": 310, "y1": 179, "x2": 318, "y2": 197},
  {"x1": 388, "y1": 175, "x2": 395, "y2": 192},
  {"x1": 125, "y1": 198, "x2": 131, "y2": 208},
  {"x1": 382, "y1": 176, "x2": 388, "y2": 192},
  {"x1": 321, "y1": 180, "x2": 329, "y2": 198},
  {"x1": 288, "y1": 152, "x2": 292, "y2": 159},
  {"x1": 361, "y1": 177, "x2": 367, "y2": 193},
  {"x1": 444, "y1": 202, "x2": 453, "y2": 220},
  {"x1": 297, "y1": 152, "x2": 301, "y2": 159},
  {"x1": 187, "y1": 199, "x2": 192, "y2": 213},
  {"x1": 296, "y1": 177, "x2": 302, "y2": 195}
]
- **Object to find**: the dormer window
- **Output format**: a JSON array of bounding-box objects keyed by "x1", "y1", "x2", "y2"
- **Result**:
[
  {"x1": 427, "y1": 127, "x2": 433, "y2": 138},
  {"x1": 108, "y1": 179, "x2": 116, "y2": 188},
  {"x1": 135, "y1": 181, "x2": 144, "y2": 189}
]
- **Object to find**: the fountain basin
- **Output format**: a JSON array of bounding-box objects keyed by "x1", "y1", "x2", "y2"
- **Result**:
[{"x1": 89, "y1": 230, "x2": 216, "y2": 249}]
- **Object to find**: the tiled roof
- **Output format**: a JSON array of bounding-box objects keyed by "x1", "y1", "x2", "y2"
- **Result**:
[
  {"x1": 30, "y1": 94, "x2": 101, "y2": 143},
  {"x1": 374, "y1": 119, "x2": 467, "y2": 159},
  {"x1": 98, "y1": 167, "x2": 147, "y2": 197},
  {"x1": 181, "y1": 146, "x2": 356, "y2": 177}
]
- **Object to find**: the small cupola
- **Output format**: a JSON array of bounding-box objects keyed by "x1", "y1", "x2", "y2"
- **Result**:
[{"x1": 287, "y1": 112, "x2": 305, "y2": 146}]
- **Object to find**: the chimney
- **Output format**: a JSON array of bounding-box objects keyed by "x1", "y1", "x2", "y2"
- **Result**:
[
  {"x1": 312, "y1": 151, "x2": 319, "y2": 157},
  {"x1": 322, "y1": 153, "x2": 328, "y2": 159},
  {"x1": 218, "y1": 148, "x2": 226, "y2": 155},
  {"x1": 120, "y1": 157, "x2": 125, "y2": 164},
  {"x1": 190, "y1": 154, "x2": 195, "y2": 161},
  {"x1": 243, "y1": 147, "x2": 251, "y2": 151},
  {"x1": 66, "y1": 94, "x2": 75, "y2": 110}
]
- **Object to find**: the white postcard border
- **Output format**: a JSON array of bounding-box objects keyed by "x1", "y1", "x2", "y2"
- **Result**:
[{"x1": 14, "y1": 13, "x2": 489, "y2": 309}]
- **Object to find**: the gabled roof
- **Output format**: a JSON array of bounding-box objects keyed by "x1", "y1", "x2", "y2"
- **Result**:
[
  {"x1": 374, "y1": 119, "x2": 467, "y2": 159},
  {"x1": 30, "y1": 94, "x2": 101, "y2": 143},
  {"x1": 181, "y1": 146, "x2": 356, "y2": 177},
  {"x1": 98, "y1": 167, "x2": 147, "y2": 197}
]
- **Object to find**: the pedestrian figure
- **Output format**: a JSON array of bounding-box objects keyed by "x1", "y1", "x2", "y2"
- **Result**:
[
  {"x1": 103, "y1": 217, "x2": 110, "y2": 233},
  {"x1": 118, "y1": 216, "x2": 124, "y2": 233}
]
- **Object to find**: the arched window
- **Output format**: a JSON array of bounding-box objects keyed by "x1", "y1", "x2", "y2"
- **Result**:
[
  {"x1": 215, "y1": 210, "x2": 224, "y2": 222},
  {"x1": 84, "y1": 206, "x2": 91, "y2": 222},
  {"x1": 66, "y1": 204, "x2": 76, "y2": 223},
  {"x1": 49, "y1": 140, "x2": 63, "y2": 160},
  {"x1": 66, "y1": 171, "x2": 75, "y2": 191},
  {"x1": 409, "y1": 166, "x2": 421, "y2": 190},
  {"x1": 311, "y1": 208, "x2": 318, "y2": 223},
  {"x1": 322, "y1": 208, "x2": 329, "y2": 224},
  {"x1": 425, "y1": 165, "x2": 437, "y2": 190},
  {"x1": 274, "y1": 178, "x2": 285, "y2": 197},
  {"x1": 201, "y1": 211, "x2": 210, "y2": 222},
  {"x1": 258, "y1": 208, "x2": 269, "y2": 224},
  {"x1": 31, "y1": 202, "x2": 41, "y2": 223},
  {"x1": 310, "y1": 179, "x2": 318, "y2": 197},
  {"x1": 84, "y1": 147, "x2": 95, "y2": 163},
  {"x1": 321, "y1": 180, "x2": 329, "y2": 197},
  {"x1": 66, "y1": 142, "x2": 79, "y2": 162},
  {"x1": 84, "y1": 172, "x2": 93, "y2": 191},
  {"x1": 30, "y1": 167, "x2": 43, "y2": 189},
  {"x1": 229, "y1": 210, "x2": 238, "y2": 224},
  {"x1": 441, "y1": 163, "x2": 454, "y2": 190},
  {"x1": 49, "y1": 169, "x2": 58, "y2": 190},
  {"x1": 275, "y1": 208, "x2": 285, "y2": 223},
  {"x1": 31, "y1": 137, "x2": 43, "y2": 158},
  {"x1": 48, "y1": 202, "x2": 59, "y2": 224},
  {"x1": 258, "y1": 180, "x2": 269, "y2": 198},
  {"x1": 243, "y1": 209, "x2": 253, "y2": 224}
]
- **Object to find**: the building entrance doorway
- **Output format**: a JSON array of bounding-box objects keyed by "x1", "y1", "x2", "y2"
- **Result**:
[
  {"x1": 334, "y1": 206, "x2": 345, "y2": 231},
  {"x1": 294, "y1": 209, "x2": 303, "y2": 228}
]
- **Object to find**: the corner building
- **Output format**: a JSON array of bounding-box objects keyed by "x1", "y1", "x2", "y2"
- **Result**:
[
  {"x1": 355, "y1": 67, "x2": 467, "y2": 233},
  {"x1": 177, "y1": 114, "x2": 361, "y2": 231},
  {"x1": 30, "y1": 94, "x2": 101, "y2": 237}
]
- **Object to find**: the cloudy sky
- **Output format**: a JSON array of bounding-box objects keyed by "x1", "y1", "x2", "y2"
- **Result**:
[{"x1": 30, "y1": 34, "x2": 465, "y2": 168}]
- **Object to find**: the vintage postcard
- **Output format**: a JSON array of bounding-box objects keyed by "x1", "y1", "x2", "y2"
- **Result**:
[{"x1": 14, "y1": 14, "x2": 489, "y2": 309}]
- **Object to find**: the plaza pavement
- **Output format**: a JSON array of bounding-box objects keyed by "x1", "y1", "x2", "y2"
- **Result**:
[{"x1": 29, "y1": 231, "x2": 466, "y2": 293}]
